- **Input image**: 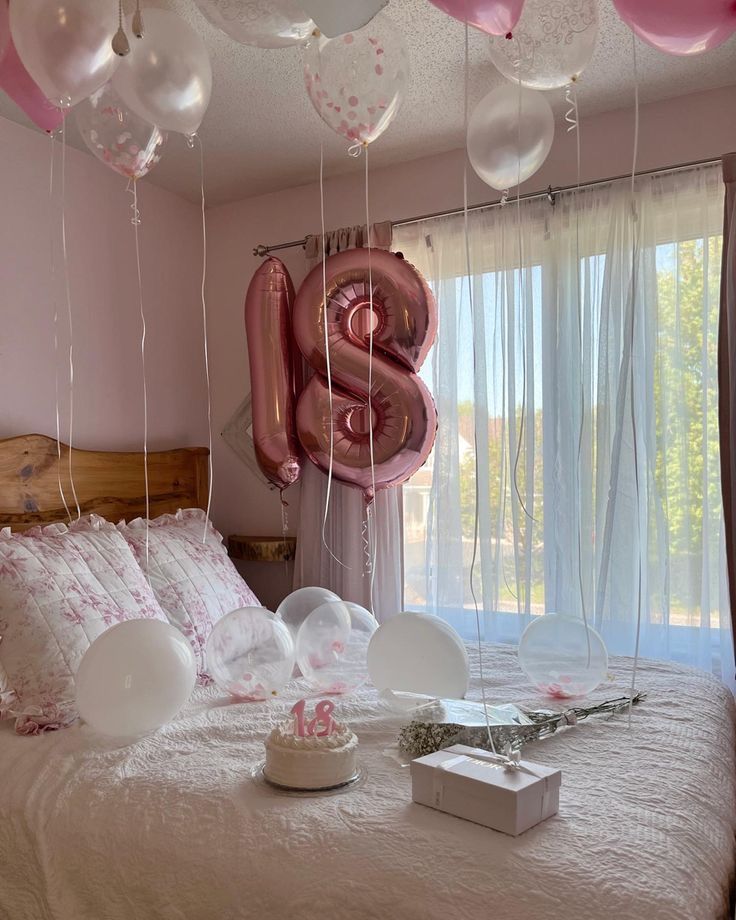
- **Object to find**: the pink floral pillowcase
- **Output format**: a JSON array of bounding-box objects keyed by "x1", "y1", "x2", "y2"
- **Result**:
[
  {"x1": 0, "y1": 518, "x2": 167, "y2": 735},
  {"x1": 116, "y1": 509, "x2": 259, "y2": 676}
]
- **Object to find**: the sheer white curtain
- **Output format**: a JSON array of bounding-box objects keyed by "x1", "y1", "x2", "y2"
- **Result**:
[
  {"x1": 396, "y1": 163, "x2": 735, "y2": 683},
  {"x1": 294, "y1": 222, "x2": 403, "y2": 622}
]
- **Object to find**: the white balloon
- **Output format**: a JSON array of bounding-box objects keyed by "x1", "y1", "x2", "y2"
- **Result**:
[
  {"x1": 276, "y1": 585, "x2": 341, "y2": 637},
  {"x1": 112, "y1": 9, "x2": 212, "y2": 137},
  {"x1": 76, "y1": 620, "x2": 196, "y2": 738},
  {"x1": 296, "y1": 601, "x2": 377, "y2": 694},
  {"x1": 206, "y1": 607, "x2": 295, "y2": 700},
  {"x1": 467, "y1": 84, "x2": 554, "y2": 191},
  {"x1": 303, "y1": 0, "x2": 388, "y2": 38},
  {"x1": 488, "y1": 0, "x2": 599, "y2": 90},
  {"x1": 367, "y1": 612, "x2": 469, "y2": 699},
  {"x1": 195, "y1": 0, "x2": 314, "y2": 49},
  {"x1": 9, "y1": 0, "x2": 119, "y2": 107},
  {"x1": 518, "y1": 614, "x2": 608, "y2": 698}
]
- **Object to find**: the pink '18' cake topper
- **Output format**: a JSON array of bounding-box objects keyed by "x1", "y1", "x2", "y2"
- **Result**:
[{"x1": 290, "y1": 699, "x2": 337, "y2": 737}]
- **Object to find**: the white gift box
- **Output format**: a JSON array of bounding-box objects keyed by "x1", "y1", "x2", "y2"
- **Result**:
[{"x1": 410, "y1": 744, "x2": 562, "y2": 836}]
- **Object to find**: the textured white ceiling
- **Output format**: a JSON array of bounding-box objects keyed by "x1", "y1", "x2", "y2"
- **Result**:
[{"x1": 1, "y1": 0, "x2": 735, "y2": 205}]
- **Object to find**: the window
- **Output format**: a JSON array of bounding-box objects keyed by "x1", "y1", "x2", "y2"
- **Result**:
[{"x1": 395, "y1": 163, "x2": 733, "y2": 682}]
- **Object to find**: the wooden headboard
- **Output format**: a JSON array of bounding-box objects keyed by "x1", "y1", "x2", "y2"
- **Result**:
[{"x1": 0, "y1": 434, "x2": 209, "y2": 532}]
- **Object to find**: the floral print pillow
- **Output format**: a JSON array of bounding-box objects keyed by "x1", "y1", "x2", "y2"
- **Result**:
[
  {"x1": 116, "y1": 509, "x2": 259, "y2": 676},
  {"x1": 0, "y1": 518, "x2": 167, "y2": 734}
]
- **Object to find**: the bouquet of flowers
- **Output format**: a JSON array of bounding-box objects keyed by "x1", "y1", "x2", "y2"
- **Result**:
[{"x1": 397, "y1": 692, "x2": 645, "y2": 759}]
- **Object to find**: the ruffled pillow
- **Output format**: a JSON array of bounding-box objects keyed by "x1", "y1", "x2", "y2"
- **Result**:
[
  {"x1": 116, "y1": 509, "x2": 259, "y2": 675},
  {"x1": 0, "y1": 517, "x2": 168, "y2": 734}
]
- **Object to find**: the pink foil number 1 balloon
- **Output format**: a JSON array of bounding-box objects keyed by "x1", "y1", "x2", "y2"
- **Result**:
[{"x1": 245, "y1": 258, "x2": 303, "y2": 492}]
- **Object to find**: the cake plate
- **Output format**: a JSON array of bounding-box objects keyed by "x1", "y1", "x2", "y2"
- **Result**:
[{"x1": 250, "y1": 763, "x2": 367, "y2": 798}]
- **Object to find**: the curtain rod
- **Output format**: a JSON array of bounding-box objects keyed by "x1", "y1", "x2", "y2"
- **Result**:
[{"x1": 251, "y1": 155, "x2": 722, "y2": 258}]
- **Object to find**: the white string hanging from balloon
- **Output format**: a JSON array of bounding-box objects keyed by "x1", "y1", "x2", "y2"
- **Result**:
[
  {"x1": 48, "y1": 129, "x2": 72, "y2": 523},
  {"x1": 364, "y1": 145, "x2": 379, "y2": 618},
  {"x1": 511, "y1": 39, "x2": 536, "y2": 533},
  {"x1": 196, "y1": 136, "x2": 214, "y2": 544},
  {"x1": 567, "y1": 80, "x2": 593, "y2": 666},
  {"x1": 564, "y1": 82, "x2": 579, "y2": 135},
  {"x1": 628, "y1": 34, "x2": 642, "y2": 725},
  {"x1": 128, "y1": 178, "x2": 151, "y2": 574},
  {"x1": 318, "y1": 136, "x2": 347, "y2": 569},
  {"x1": 59, "y1": 118, "x2": 81, "y2": 520},
  {"x1": 464, "y1": 23, "x2": 496, "y2": 756}
]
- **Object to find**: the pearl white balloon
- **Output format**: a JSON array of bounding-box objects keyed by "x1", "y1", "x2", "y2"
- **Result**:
[
  {"x1": 206, "y1": 607, "x2": 295, "y2": 700},
  {"x1": 367, "y1": 612, "x2": 469, "y2": 698},
  {"x1": 76, "y1": 619, "x2": 196, "y2": 738},
  {"x1": 296, "y1": 601, "x2": 377, "y2": 694},
  {"x1": 488, "y1": 0, "x2": 599, "y2": 90},
  {"x1": 303, "y1": 0, "x2": 388, "y2": 38},
  {"x1": 467, "y1": 84, "x2": 554, "y2": 191},
  {"x1": 195, "y1": 0, "x2": 314, "y2": 49},
  {"x1": 518, "y1": 614, "x2": 608, "y2": 698},
  {"x1": 9, "y1": 0, "x2": 120, "y2": 107},
  {"x1": 112, "y1": 9, "x2": 212, "y2": 137},
  {"x1": 276, "y1": 585, "x2": 341, "y2": 637}
]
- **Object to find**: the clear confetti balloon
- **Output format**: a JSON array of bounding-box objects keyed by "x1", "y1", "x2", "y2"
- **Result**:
[
  {"x1": 303, "y1": 10, "x2": 408, "y2": 147},
  {"x1": 518, "y1": 614, "x2": 608, "y2": 699},
  {"x1": 194, "y1": 0, "x2": 314, "y2": 49},
  {"x1": 296, "y1": 601, "x2": 377, "y2": 694},
  {"x1": 488, "y1": 0, "x2": 599, "y2": 90},
  {"x1": 276, "y1": 585, "x2": 341, "y2": 638},
  {"x1": 75, "y1": 82, "x2": 166, "y2": 180},
  {"x1": 206, "y1": 607, "x2": 295, "y2": 700}
]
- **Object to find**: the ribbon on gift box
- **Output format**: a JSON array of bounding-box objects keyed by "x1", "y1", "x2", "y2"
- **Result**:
[{"x1": 432, "y1": 749, "x2": 546, "y2": 812}]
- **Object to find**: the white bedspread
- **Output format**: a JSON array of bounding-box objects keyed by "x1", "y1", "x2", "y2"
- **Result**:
[{"x1": 0, "y1": 646, "x2": 734, "y2": 920}]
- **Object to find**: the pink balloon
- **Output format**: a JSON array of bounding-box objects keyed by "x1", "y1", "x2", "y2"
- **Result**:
[
  {"x1": 245, "y1": 258, "x2": 303, "y2": 492},
  {"x1": 0, "y1": 0, "x2": 8, "y2": 63},
  {"x1": 612, "y1": 0, "x2": 736, "y2": 55},
  {"x1": 428, "y1": 0, "x2": 525, "y2": 36},
  {"x1": 293, "y1": 249, "x2": 438, "y2": 501},
  {"x1": 0, "y1": 1, "x2": 64, "y2": 134}
]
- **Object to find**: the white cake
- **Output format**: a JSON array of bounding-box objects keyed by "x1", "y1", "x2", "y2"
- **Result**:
[{"x1": 264, "y1": 721, "x2": 359, "y2": 790}]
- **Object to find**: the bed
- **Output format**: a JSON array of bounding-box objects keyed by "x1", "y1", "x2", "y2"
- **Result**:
[{"x1": 1, "y1": 435, "x2": 735, "y2": 920}]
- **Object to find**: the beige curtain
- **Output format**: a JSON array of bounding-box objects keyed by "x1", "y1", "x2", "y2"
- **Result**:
[
  {"x1": 293, "y1": 221, "x2": 403, "y2": 622},
  {"x1": 719, "y1": 153, "x2": 736, "y2": 653}
]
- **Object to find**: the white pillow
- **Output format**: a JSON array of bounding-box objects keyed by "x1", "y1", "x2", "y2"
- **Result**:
[
  {"x1": 116, "y1": 509, "x2": 260, "y2": 675},
  {"x1": 0, "y1": 518, "x2": 168, "y2": 734}
]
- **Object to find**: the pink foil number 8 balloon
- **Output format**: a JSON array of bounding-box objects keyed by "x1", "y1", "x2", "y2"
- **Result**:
[{"x1": 293, "y1": 248, "x2": 438, "y2": 502}]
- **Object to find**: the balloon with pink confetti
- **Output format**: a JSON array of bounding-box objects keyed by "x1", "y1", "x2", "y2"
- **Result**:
[
  {"x1": 206, "y1": 607, "x2": 295, "y2": 701},
  {"x1": 296, "y1": 601, "x2": 377, "y2": 694},
  {"x1": 75, "y1": 82, "x2": 167, "y2": 180},
  {"x1": 303, "y1": 10, "x2": 408, "y2": 148},
  {"x1": 518, "y1": 614, "x2": 608, "y2": 699}
]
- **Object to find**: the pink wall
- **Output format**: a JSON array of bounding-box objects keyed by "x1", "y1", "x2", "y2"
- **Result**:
[
  {"x1": 205, "y1": 83, "x2": 736, "y2": 569},
  {"x1": 0, "y1": 115, "x2": 207, "y2": 454}
]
